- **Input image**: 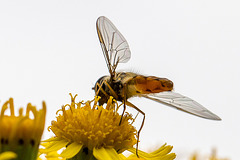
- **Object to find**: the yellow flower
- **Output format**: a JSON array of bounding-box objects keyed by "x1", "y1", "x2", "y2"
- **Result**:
[
  {"x1": 41, "y1": 94, "x2": 176, "y2": 160},
  {"x1": 0, "y1": 97, "x2": 46, "y2": 160}
]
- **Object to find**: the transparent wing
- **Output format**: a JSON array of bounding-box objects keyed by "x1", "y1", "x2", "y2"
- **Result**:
[
  {"x1": 142, "y1": 91, "x2": 221, "y2": 120},
  {"x1": 96, "y1": 16, "x2": 131, "y2": 76}
]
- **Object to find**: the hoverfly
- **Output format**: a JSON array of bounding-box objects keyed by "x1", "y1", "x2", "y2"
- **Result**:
[{"x1": 93, "y1": 16, "x2": 221, "y2": 153}]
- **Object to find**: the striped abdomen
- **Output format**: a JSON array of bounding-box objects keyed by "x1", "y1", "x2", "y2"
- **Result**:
[{"x1": 126, "y1": 75, "x2": 174, "y2": 98}]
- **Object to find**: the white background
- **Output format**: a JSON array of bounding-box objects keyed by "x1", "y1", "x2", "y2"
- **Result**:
[{"x1": 0, "y1": 1, "x2": 239, "y2": 159}]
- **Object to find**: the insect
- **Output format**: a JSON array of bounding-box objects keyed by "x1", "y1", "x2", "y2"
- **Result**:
[{"x1": 93, "y1": 16, "x2": 221, "y2": 154}]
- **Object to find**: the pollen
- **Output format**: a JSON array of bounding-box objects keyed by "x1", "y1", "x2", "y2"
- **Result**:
[{"x1": 49, "y1": 94, "x2": 137, "y2": 153}]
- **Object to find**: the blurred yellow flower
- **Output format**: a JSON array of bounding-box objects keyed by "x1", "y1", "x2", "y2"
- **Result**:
[
  {"x1": 189, "y1": 149, "x2": 229, "y2": 160},
  {"x1": 0, "y1": 97, "x2": 46, "y2": 160}
]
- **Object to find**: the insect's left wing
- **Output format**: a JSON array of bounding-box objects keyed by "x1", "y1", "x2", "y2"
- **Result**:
[
  {"x1": 96, "y1": 16, "x2": 131, "y2": 76},
  {"x1": 142, "y1": 91, "x2": 221, "y2": 120}
]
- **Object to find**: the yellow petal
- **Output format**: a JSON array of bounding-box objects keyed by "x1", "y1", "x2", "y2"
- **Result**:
[
  {"x1": 60, "y1": 142, "x2": 83, "y2": 158},
  {"x1": 127, "y1": 145, "x2": 176, "y2": 160},
  {"x1": 155, "y1": 145, "x2": 173, "y2": 156},
  {"x1": 44, "y1": 140, "x2": 69, "y2": 153},
  {"x1": 119, "y1": 154, "x2": 127, "y2": 160},
  {"x1": 127, "y1": 148, "x2": 152, "y2": 158},
  {"x1": 93, "y1": 148, "x2": 121, "y2": 160},
  {"x1": 45, "y1": 151, "x2": 61, "y2": 158},
  {"x1": 42, "y1": 137, "x2": 62, "y2": 143},
  {"x1": 151, "y1": 143, "x2": 167, "y2": 154},
  {"x1": 0, "y1": 152, "x2": 17, "y2": 160}
]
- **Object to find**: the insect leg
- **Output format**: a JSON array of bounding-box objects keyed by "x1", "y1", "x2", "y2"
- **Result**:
[
  {"x1": 125, "y1": 101, "x2": 145, "y2": 157},
  {"x1": 119, "y1": 83, "x2": 127, "y2": 125},
  {"x1": 103, "y1": 81, "x2": 119, "y2": 100},
  {"x1": 101, "y1": 81, "x2": 126, "y2": 126},
  {"x1": 119, "y1": 101, "x2": 126, "y2": 125},
  {"x1": 95, "y1": 81, "x2": 109, "y2": 98}
]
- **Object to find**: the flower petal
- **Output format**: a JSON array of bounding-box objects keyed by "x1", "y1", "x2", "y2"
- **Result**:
[
  {"x1": 44, "y1": 140, "x2": 69, "y2": 153},
  {"x1": 60, "y1": 142, "x2": 83, "y2": 158},
  {"x1": 42, "y1": 137, "x2": 62, "y2": 143},
  {"x1": 44, "y1": 151, "x2": 61, "y2": 158},
  {"x1": 127, "y1": 144, "x2": 176, "y2": 160},
  {"x1": 127, "y1": 148, "x2": 152, "y2": 158},
  {"x1": 0, "y1": 152, "x2": 17, "y2": 160},
  {"x1": 93, "y1": 148, "x2": 121, "y2": 160}
]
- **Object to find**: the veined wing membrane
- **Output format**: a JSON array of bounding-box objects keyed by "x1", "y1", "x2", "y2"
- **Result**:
[
  {"x1": 96, "y1": 16, "x2": 131, "y2": 75},
  {"x1": 142, "y1": 91, "x2": 221, "y2": 120}
]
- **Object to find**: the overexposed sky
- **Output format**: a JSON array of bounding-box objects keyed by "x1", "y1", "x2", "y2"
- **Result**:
[{"x1": 0, "y1": 1, "x2": 239, "y2": 159}]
